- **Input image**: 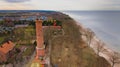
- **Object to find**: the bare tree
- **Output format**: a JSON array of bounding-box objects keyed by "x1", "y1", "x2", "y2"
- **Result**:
[
  {"x1": 110, "y1": 52, "x2": 120, "y2": 67},
  {"x1": 85, "y1": 28, "x2": 94, "y2": 46},
  {"x1": 96, "y1": 41, "x2": 106, "y2": 56}
]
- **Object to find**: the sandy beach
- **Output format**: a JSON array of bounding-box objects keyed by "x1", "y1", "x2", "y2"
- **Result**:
[{"x1": 80, "y1": 25, "x2": 120, "y2": 67}]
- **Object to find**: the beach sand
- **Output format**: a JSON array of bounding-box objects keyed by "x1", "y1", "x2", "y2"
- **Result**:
[{"x1": 81, "y1": 27, "x2": 120, "y2": 67}]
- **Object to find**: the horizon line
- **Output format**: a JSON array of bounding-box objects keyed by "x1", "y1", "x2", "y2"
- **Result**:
[{"x1": 0, "y1": 10, "x2": 120, "y2": 11}]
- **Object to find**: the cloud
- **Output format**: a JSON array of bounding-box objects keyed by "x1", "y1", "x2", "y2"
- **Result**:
[
  {"x1": 1, "y1": 0, "x2": 120, "y2": 10},
  {"x1": 5, "y1": 0, "x2": 30, "y2": 3}
]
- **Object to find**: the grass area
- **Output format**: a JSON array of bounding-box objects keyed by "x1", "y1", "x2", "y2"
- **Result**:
[
  {"x1": 15, "y1": 44, "x2": 21, "y2": 48},
  {"x1": 0, "y1": 37, "x2": 4, "y2": 43},
  {"x1": 13, "y1": 26, "x2": 35, "y2": 45},
  {"x1": 22, "y1": 47, "x2": 34, "y2": 56},
  {"x1": 0, "y1": 26, "x2": 35, "y2": 45},
  {"x1": 0, "y1": 35, "x2": 11, "y2": 45},
  {"x1": 82, "y1": 47, "x2": 97, "y2": 67}
]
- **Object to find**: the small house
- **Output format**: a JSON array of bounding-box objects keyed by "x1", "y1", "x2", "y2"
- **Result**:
[{"x1": 0, "y1": 41, "x2": 15, "y2": 63}]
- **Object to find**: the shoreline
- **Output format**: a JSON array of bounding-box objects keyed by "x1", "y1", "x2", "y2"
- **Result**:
[
  {"x1": 89, "y1": 34, "x2": 120, "y2": 67},
  {"x1": 78, "y1": 21, "x2": 120, "y2": 67}
]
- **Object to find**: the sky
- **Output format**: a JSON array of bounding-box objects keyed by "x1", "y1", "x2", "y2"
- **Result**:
[{"x1": 0, "y1": 0, "x2": 120, "y2": 10}]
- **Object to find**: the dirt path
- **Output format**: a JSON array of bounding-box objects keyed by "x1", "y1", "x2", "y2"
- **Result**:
[{"x1": 24, "y1": 51, "x2": 36, "y2": 67}]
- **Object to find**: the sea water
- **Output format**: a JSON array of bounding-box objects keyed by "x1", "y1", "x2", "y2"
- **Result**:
[{"x1": 62, "y1": 11, "x2": 120, "y2": 52}]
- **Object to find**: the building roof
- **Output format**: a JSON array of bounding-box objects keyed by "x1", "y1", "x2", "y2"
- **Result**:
[
  {"x1": 43, "y1": 26, "x2": 61, "y2": 29},
  {"x1": 15, "y1": 24, "x2": 28, "y2": 28},
  {"x1": 0, "y1": 41, "x2": 15, "y2": 54}
]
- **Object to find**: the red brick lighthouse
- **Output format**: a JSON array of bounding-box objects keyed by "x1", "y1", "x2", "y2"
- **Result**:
[
  {"x1": 35, "y1": 18, "x2": 45, "y2": 59},
  {"x1": 31, "y1": 18, "x2": 45, "y2": 67}
]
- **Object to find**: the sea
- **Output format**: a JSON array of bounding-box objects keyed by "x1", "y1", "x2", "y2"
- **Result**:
[{"x1": 62, "y1": 11, "x2": 120, "y2": 53}]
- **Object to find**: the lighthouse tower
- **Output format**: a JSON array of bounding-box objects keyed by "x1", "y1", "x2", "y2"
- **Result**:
[
  {"x1": 31, "y1": 18, "x2": 45, "y2": 67},
  {"x1": 35, "y1": 18, "x2": 45, "y2": 59}
]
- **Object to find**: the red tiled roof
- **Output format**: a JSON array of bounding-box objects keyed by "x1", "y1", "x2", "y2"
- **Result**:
[{"x1": 0, "y1": 41, "x2": 15, "y2": 54}]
